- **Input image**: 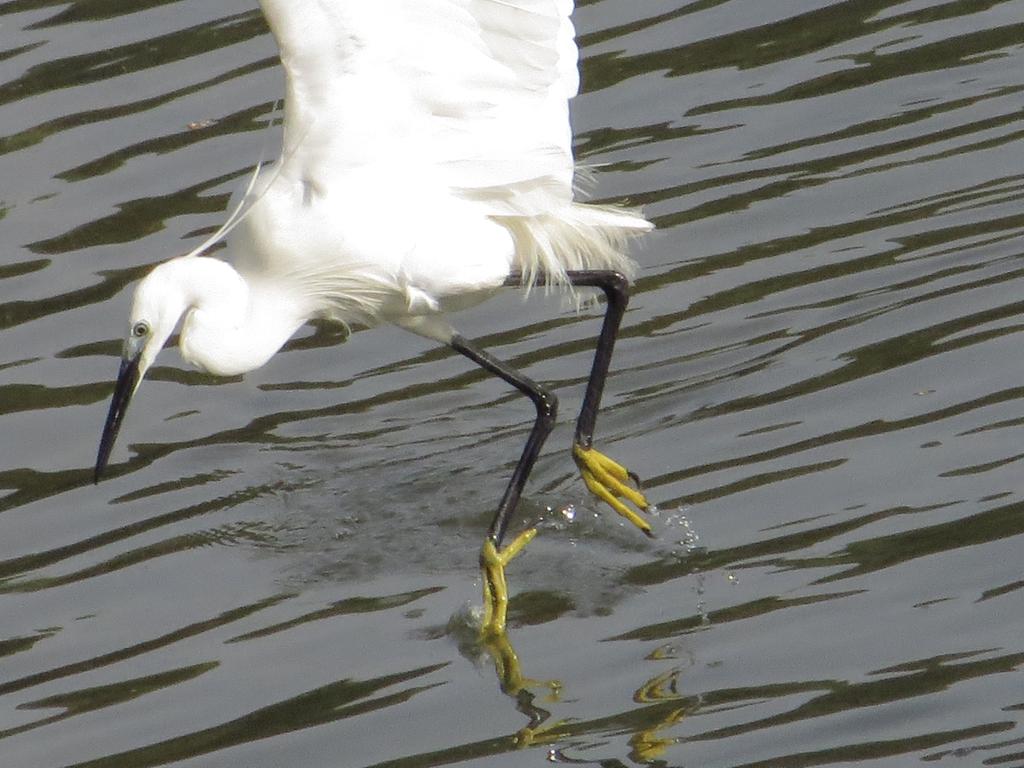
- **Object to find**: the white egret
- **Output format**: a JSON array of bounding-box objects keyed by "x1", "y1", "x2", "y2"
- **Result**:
[{"x1": 95, "y1": 0, "x2": 652, "y2": 637}]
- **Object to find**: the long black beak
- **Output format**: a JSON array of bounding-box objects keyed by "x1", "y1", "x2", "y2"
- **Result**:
[{"x1": 94, "y1": 355, "x2": 141, "y2": 484}]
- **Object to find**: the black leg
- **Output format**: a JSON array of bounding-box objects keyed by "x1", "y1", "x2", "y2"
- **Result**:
[
  {"x1": 450, "y1": 333, "x2": 557, "y2": 548},
  {"x1": 504, "y1": 269, "x2": 631, "y2": 453},
  {"x1": 565, "y1": 270, "x2": 630, "y2": 450},
  {"x1": 504, "y1": 269, "x2": 650, "y2": 536},
  {"x1": 462, "y1": 271, "x2": 647, "y2": 636}
]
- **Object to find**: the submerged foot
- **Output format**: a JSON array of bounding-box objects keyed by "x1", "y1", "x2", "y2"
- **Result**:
[
  {"x1": 479, "y1": 527, "x2": 537, "y2": 638},
  {"x1": 572, "y1": 443, "x2": 652, "y2": 536}
]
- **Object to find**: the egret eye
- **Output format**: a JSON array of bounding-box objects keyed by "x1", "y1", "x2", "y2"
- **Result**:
[{"x1": 131, "y1": 321, "x2": 150, "y2": 339}]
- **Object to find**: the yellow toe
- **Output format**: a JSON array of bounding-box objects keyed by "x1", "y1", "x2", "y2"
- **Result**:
[
  {"x1": 573, "y1": 443, "x2": 652, "y2": 536},
  {"x1": 480, "y1": 528, "x2": 537, "y2": 638}
]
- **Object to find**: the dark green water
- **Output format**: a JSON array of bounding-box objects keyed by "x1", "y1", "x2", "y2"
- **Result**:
[{"x1": 2, "y1": 1, "x2": 1024, "y2": 766}]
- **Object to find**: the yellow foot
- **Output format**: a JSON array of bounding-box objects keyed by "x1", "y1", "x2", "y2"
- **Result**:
[
  {"x1": 480, "y1": 528, "x2": 537, "y2": 638},
  {"x1": 572, "y1": 443, "x2": 652, "y2": 536}
]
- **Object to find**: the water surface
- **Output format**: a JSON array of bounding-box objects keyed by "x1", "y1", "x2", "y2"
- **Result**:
[{"x1": 2, "y1": 1, "x2": 1024, "y2": 766}]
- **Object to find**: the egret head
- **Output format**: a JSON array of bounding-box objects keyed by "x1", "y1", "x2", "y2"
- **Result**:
[{"x1": 94, "y1": 262, "x2": 188, "y2": 483}]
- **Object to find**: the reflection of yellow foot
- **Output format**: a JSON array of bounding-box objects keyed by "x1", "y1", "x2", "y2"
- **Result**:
[
  {"x1": 483, "y1": 628, "x2": 562, "y2": 701},
  {"x1": 480, "y1": 621, "x2": 567, "y2": 749},
  {"x1": 514, "y1": 718, "x2": 572, "y2": 749},
  {"x1": 573, "y1": 444, "x2": 652, "y2": 535},
  {"x1": 630, "y1": 706, "x2": 686, "y2": 762},
  {"x1": 480, "y1": 528, "x2": 537, "y2": 638}
]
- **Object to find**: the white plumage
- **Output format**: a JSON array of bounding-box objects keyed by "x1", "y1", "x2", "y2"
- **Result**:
[
  {"x1": 108, "y1": 0, "x2": 650, "y2": 381},
  {"x1": 234, "y1": 0, "x2": 650, "y2": 340}
]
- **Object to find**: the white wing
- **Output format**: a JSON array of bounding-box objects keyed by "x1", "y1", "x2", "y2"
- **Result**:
[
  {"x1": 246, "y1": 0, "x2": 648, "y2": 302},
  {"x1": 259, "y1": 0, "x2": 575, "y2": 206}
]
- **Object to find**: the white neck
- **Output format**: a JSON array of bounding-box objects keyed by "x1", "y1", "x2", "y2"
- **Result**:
[{"x1": 167, "y1": 257, "x2": 308, "y2": 377}]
